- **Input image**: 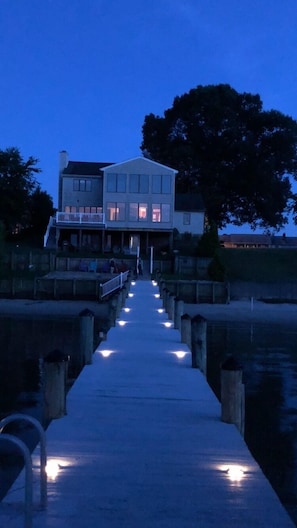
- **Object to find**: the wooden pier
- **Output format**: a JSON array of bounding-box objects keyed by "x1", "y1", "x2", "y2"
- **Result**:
[{"x1": 0, "y1": 279, "x2": 295, "y2": 527}]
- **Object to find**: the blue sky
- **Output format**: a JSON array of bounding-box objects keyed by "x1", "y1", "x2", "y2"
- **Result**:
[{"x1": 1, "y1": 0, "x2": 297, "y2": 234}]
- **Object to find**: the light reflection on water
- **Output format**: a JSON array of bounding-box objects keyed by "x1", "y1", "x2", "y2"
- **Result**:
[{"x1": 207, "y1": 320, "x2": 297, "y2": 526}]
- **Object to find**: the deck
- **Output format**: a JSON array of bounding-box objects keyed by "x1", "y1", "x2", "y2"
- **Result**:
[{"x1": 0, "y1": 279, "x2": 295, "y2": 527}]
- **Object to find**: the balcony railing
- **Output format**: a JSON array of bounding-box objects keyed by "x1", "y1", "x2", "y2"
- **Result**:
[{"x1": 55, "y1": 212, "x2": 105, "y2": 225}]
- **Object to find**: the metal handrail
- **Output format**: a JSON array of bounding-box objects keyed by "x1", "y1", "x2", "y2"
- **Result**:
[
  {"x1": 100, "y1": 271, "x2": 129, "y2": 299},
  {"x1": 0, "y1": 413, "x2": 47, "y2": 509},
  {"x1": 55, "y1": 212, "x2": 105, "y2": 224},
  {"x1": 0, "y1": 434, "x2": 33, "y2": 528},
  {"x1": 43, "y1": 215, "x2": 54, "y2": 248}
]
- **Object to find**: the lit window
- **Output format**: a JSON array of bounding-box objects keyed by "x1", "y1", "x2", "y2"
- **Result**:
[
  {"x1": 129, "y1": 203, "x2": 148, "y2": 221},
  {"x1": 107, "y1": 202, "x2": 125, "y2": 221},
  {"x1": 152, "y1": 204, "x2": 161, "y2": 222},
  {"x1": 139, "y1": 203, "x2": 147, "y2": 221}
]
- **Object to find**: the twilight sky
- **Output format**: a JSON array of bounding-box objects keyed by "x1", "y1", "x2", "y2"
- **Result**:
[{"x1": 1, "y1": 0, "x2": 297, "y2": 234}]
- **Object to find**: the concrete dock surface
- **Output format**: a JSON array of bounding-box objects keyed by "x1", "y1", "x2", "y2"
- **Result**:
[{"x1": 0, "y1": 279, "x2": 295, "y2": 527}]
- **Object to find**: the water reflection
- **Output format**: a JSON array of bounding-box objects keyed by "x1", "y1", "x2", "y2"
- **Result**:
[{"x1": 207, "y1": 320, "x2": 297, "y2": 526}]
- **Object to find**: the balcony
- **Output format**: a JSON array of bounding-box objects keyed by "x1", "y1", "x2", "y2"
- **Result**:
[{"x1": 55, "y1": 212, "x2": 106, "y2": 226}]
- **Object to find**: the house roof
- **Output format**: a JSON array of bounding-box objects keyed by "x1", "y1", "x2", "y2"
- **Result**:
[
  {"x1": 63, "y1": 161, "x2": 114, "y2": 175},
  {"x1": 101, "y1": 156, "x2": 178, "y2": 173},
  {"x1": 175, "y1": 193, "x2": 205, "y2": 212}
]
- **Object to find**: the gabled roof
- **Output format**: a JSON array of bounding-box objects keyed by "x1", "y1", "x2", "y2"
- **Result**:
[
  {"x1": 175, "y1": 193, "x2": 205, "y2": 212},
  {"x1": 63, "y1": 161, "x2": 114, "y2": 175},
  {"x1": 101, "y1": 156, "x2": 178, "y2": 173}
]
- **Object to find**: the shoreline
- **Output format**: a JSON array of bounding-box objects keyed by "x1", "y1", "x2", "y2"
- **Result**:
[{"x1": 0, "y1": 297, "x2": 296, "y2": 324}]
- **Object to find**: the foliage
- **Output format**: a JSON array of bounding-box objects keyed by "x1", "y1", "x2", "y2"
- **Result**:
[
  {"x1": 0, "y1": 147, "x2": 54, "y2": 243},
  {"x1": 218, "y1": 248, "x2": 297, "y2": 282},
  {"x1": 197, "y1": 222, "x2": 220, "y2": 257},
  {"x1": 207, "y1": 255, "x2": 225, "y2": 282},
  {"x1": 141, "y1": 84, "x2": 297, "y2": 230}
]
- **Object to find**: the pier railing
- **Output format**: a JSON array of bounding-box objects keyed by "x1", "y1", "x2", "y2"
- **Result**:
[{"x1": 100, "y1": 271, "x2": 129, "y2": 299}]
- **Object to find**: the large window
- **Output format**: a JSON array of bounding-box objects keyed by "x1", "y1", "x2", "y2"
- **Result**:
[
  {"x1": 152, "y1": 203, "x2": 170, "y2": 222},
  {"x1": 129, "y1": 174, "x2": 149, "y2": 193},
  {"x1": 107, "y1": 202, "x2": 125, "y2": 221},
  {"x1": 152, "y1": 174, "x2": 171, "y2": 194},
  {"x1": 107, "y1": 173, "x2": 126, "y2": 192},
  {"x1": 73, "y1": 179, "x2": 92, "y2": 192},
  {"x1": 129, "y1": 203, "x2": 148, "y2": 221}
]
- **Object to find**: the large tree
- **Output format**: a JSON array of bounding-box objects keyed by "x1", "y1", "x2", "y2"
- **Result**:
[
  {"x1": 0, "y1": 147, "x2": 54, "y2": 243},
  {"x1": 141, "y1": 84, "x2": 297, "y2": 230}
]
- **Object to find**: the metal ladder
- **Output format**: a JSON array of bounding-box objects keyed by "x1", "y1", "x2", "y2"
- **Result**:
[{"x1": 0, "y1": 413, "x2": 47, "y2": 528}]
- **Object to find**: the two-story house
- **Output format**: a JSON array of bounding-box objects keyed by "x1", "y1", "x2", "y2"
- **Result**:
[{"x1": 44, "y1": 151, "x2": 204, "y2": 254}]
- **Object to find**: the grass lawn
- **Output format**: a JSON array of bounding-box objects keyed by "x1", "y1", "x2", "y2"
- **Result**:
[{"x1": 218, "y1": 248, "x2": 297, "y2": 282}]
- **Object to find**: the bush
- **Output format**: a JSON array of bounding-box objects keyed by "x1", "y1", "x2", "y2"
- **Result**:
[
  {"x1": 197, "y1": 222, "x2": 220, "y2": 257},
  {"x1": 208, "y1": 254, "x2": 225, "y2": 282}
]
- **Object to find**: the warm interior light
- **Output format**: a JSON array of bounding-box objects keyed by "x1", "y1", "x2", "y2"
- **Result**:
[
  {"x1": 163, "y1": 322, "x2": 172, "y2": 328},
  {"x1": 118, "y1": 320, "x2": 126, "y2": 326},
  {"x1": 123, "y1": 307, "x2": 130, "y2": 313}
]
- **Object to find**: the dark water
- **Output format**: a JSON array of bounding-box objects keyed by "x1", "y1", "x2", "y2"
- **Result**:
[
  {"x1": 207, "y1": 320, "x2": 297, "y2": 526},
  {"x1": 0, "y1": 315, "x2": 104, "y2": 500},
  {"x1": 1, "y1": 317, "x2": 297, "y2": 525}
]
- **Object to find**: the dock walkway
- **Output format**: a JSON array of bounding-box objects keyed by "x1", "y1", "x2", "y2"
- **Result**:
[{"x1": 0, "y1": 279, "x2": 295, "y2": 527}]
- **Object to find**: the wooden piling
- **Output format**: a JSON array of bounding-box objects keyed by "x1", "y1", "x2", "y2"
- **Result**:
[
  {"x1": 79, "y1": 308, "x2": 95, "y2": 365},
  {"x1": 191, "y1": 315, "x2": 207, "y2": 374},
  {"x1": 181, "y1": 314, "x2": 191, "y2": 349},
  {"x1": 221, "y1": 356, "x2": 245, "y2": 436},
  {"x1": 168, "y1": 293, "x2": 175, "y2": 320},
  {"x1": 43, "y1": 350, "x2": 69, "y2": 420},
  {"x1": 174, "y1": 297, "x2": 184, "y2": 330}
]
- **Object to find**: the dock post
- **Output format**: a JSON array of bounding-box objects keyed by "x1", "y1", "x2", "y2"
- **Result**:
[
  {"x1": 174, "y1": 297, "x2": 184, "y2": 330},
  {"x1": 43, "y1": 349, "x2": 69, "y2": 420},
  {"x1": 162, "y1": 288, "x2": 169, "y2": 310},
  {"x1": 109, "y1": 295, "x2": 118, "y2": 327},
  {"x1": 191, "y1": 315, "x2": 207, "y2": 374},
  {"x1": 221, "y1": 356, "x2": 245, "y2": 436},
  {"x1": 181, "y1": 313, "x2": 191, "y2": 348},
  {"x1": 79, "y1": 308, "x2": 95, "y2": 365},
  {"x1": 168, "y1": 293, "x2": 175, "y2": 320}
]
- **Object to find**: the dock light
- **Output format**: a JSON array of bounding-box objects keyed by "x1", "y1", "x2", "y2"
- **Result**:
[
  {"x1": 118, "y1": 320, "x2": 126, "y2": 326},
  {"x1": 154, "y1": 293, "x2": 160, "y2": 299},
  {"x1": 221, "y1": 465, "x2": 246, "y2": 483},
  {"x1": 157, "y1": 308, "x2": 164, "y2": 314},
  {"x1": 100, "y1": 349, "x2": 114, "y2": 358},
  {"x1": 45, "y1": 459, "x2": 61, "y2": 481},
  {"x1": 172, "y1": 351, "x2": 188, "y2": 359},
  {"x1": 163, "y1": 322, "x2": 172, "y2": 328},
  {"x1": 123, "y1": 307, "x2": 131, "y2": 313},
  {"x1": 131, "y1": 281, "x2": 136, "y2": 286},
  {"x1": 128, "y1": 293, "x2": 134, "y2": 298},
  {"x1": 152, "y1": 280, "x2": 157, "y2": 286}
]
